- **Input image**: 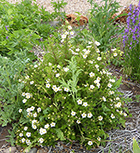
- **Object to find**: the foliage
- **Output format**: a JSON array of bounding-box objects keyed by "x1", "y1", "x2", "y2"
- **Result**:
[
  {"x1": 133, "y1": 138, "x2": 140, "y2": 153},
  {"x1": 87, "y1": 0, "x2": 124, "y2": 52},
  {"x1": 122, "y1": 3, "x2": 140, "y2": 81},
  {"x1": 0, "y1": 0, "x2": 67, "y2": 59},
  {"x1": 0, "y1": 53, "x2": 31, "y2": 126},
  {"x1": 14, "y1": 24, "x2": 130, "y2": 150}
]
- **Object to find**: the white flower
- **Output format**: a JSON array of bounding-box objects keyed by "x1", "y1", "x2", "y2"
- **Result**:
[
  {"x1": 30, "y1": 81, "x2": 34, "y2": 85},
  {"x1": 95, "y1": 41, "x2": 100, "y2": 46},
  {"x1": 97, "y1": 137, "x2": 101, "y2": 141},
  {"x1": 22, "y1": 92, "x2": 26, "y2": 96},
  {"x1": 88, "y1": 60, "x2": 94, "y2": 64},
  {"x1": 97, "y1": 83, "x2": 100, "y2": 88},
  {"x1": 82, "y1": 49, "x2": 87, "y2": 52},
  {"x1": 115, "y1": 102, "x2": 121, "y2": 108},
  {"x1": 70, "y1": 31, "x2": 74, "y2": 35},
  {"x1": 111, "y1": 48, "x2": 116, "y2": 51},
  {"x1": 56, "y1": 73, "x2": 60, "y2": 77},
  {"x1": 63, "y1": 67, "x2": 69, "y2": 72},
  {"x1": 48, "y1": 62, "x2": 52, "y2": 66},
  {"x1": 113, "y1": 53, "x2": 118, "y2": 57},
  {"x1": 111, "y1": 114, "x2": 115, "y2": 119},
  {"x1": 21, "y1": 138, "x2": 25, "y2": 143},
  {"x1": 52, "y1": 85, "x2": 58, "y2": 92},
  {"x1": 25, "y1": 75, "x2": 29, "y2": 79},
  {"x1": 95, "y1": 64, "x2": 99, "y2": 69},
  {"x1": 30, "y1": 106, "x2": 35, "y2": 111},
  {"x1": 19, "y1": 133, "x2": 23, "y2": 137},
  {"x1": 76, "y1": 48, "x2": 80, "y2": 52},
  {"x1": 26, "y1": 132, "x2": 31, "y2": 137},
  {"x1": 22, "y1": 99, "x2": 27, "y2": 103},
  {"x1": 44, "y1": 124, "x2": 49, "y2": 129},
  {"x1": 68, "y1": 25, "x2": 72, "y2": 30},
  {"x1": 85, "y1": 50, "x2": 90, "y2": 55},
  {"x1": 64, "y1": 87, "x2": 69, "y2": 92},
  {"x1": 71, "y1": 111, "x2": 76, "y2": 116},
  {"x1": 57, "y1": 65, "x2": 61, "y2": 69},
  {"x1": 77, "y1": 99, "x2": 82, "y2": 105},
  {"x1": 88, "y1": 141, "x2": 93, "y2": 146},
  {"x1": 89, "y1": 72, "x2": 95, "y2": 78},
  {"x1": 61, "y1": 34, "x2": 66, "y2": 39},
  {"x1": 83, "y1": 102, "x2": 88, "y2": 107},
  {"x1": 86, "y1": 45, "x2": 92, "y2": 48},
  {"x1": 37, "y1": 107, "x2": 41, "y2": 113},
  {"x1": 32, "y1": 124, "x2": 37, "y2": 129},
  {"x1": 25, "y1": 93, "x2": 31, "y2": 99},
  {"x1": 123, "y1": 113, "x2": 127, "y2": 117},
  {"x1": 94, "y1": 79, "x2": 100, "y2": 84},
  {"x1": 32, "y1": 119, "x2": 38, "y2": 124},
  {"x1": 81, "y1": 113, "x2": 86, "y2": 118},
  {"x1": 98, "y1": 115, "x2": 103, "y2": 121},
  {"x1": 76, "y1": 120, "x2": 81, "y2": 124},
  {"x1": 19, "y1": 79, "x2": 22, "y2": 82},
  {"x1": 50, "y1": 122, "x2": 56, "y2": 127},
  {"x1": 102, "y1": 96, "x2": 106, "y2": 101},
  {"x1": 26, "y1": 108, "x2": 31, "y2": 113},
  {"x1": 116, "y1": 97, "x2": 120, "y2": 100},
  {"x1": 65, "y1": 31, "x2": 69, "y2": 35},
  {"x1": 109, "y1": 91, "x2": 114, "y2": 95},
  {"x1": 34, "y1": 65, "x2": 38, "y2": 68},
  {"x1": 107, "y1": 83, "x2": 112, "y2": 88},
  {"x1": 33, "y1": 112, "x2": 37, "y2": 118},
  {"x1": 87, "y1": 113, "x2": 93, "y2": 118},
  {"x1": 38, "y1": 138, "x2": 44, "y2": 144},
  {"x1": 96, "y1": 48, "x2": 100, "y2": 53},
  {"x1": 119, "y1": 111, "x2": 123, "y2": 115},
  {"x1": 109, "y1": 79, "x2": 115, "y2": 83},
  {"x1": 26, "y1": 139, "x2": 31, "y2": 145},
  {"x1": 46, "y1": 83, "x2": 51, "y2": 88},
  {"x1": 88, "y1": 41, "x2": 92, "y2": 44},
  {"x1": 97, "y1": 57, "x2": 102, "y2": 61},
  {"x1": 83, "y1": 54, "x2": 87, "y2": 59},
  {"x1": 19, "y1": 109, "x2": 22, "y2": 113},
  {"x1": 39, "y1": 128, "x2": 47, "y2": 135},
  {"x1": 90, "y1": 85, "x2": 95, "y2": 89}
]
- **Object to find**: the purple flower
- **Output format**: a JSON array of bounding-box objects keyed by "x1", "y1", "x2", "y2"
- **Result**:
[
  {"x1": 6, "y1": 36, "x2": 8, "y2": 39},
  {"x1": 40, "y1": 38, "x2": 43, "y2": 41},
  {"x1": 5, "y1": 26, "x2": 9, "y2": 31}
]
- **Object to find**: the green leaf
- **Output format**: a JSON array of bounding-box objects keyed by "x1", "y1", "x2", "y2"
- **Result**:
[
  {"x1": 114, "y1": 76, "x2": 122, "y2": 89},
  {"x1": 55, "y1": 128, "x2": 66, "y2": 141},
  {"x1": 133, "y1": 138, "x2": 140, "y2": 153}
]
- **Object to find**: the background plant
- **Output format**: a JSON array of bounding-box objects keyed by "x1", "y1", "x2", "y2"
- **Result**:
[
  {"x1": 87, "y1": 0, "x2": 124, "y2": 52},
  {"x1": 122, "y1": 2, "x2": 140, "y2": 82},
  {"x1": 14, "y1": 24, "x2": 130, "y2": 150}
]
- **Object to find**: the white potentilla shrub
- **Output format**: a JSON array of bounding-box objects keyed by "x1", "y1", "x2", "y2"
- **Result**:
[
  {"x1": 25, "y1": 75, "x2": 29, "y2": 79},
  {"x1": 86, "y1": 45, "x2": 92, "y2": 48},
  {"x1": 113, "y1": 53, "x2": 117, "y2": 57},
  {"x1": 65, "y1": 31, "x2": 69, "y2": 35},
  {"x1": 32, "y1": 119, "x2": 38, "y2": 124},
  {"x1": 68, "y1": 25, "x2": 72, "y2": 30},
  {"x1": 57, "y1": 65, "x2": 61, "y2": 69},
  {"x1": 34, "y1": 65, "x2": 38, "y2": 68},
  {"x1": 70, "y1": 31, "x2": 74, "y2": 35},
  {"x1": 109, "y1": 79, "x2": 115, "y2": 83},
  {"x1": 76, "y1": 48, "x2": 80, "y2": 52},
  {"x1": 95, "y1": 64, "x2": 99, "y2": 69},
  {"x1": 85, "y1": 50, "x2": 90, "y2": 55},
  {"x1": 30, "y1": 106, "x2": 35, "y2": 111},
  {"x1": 88, "y1": 41, "x2": 92, "y2": 44},
  {"x1": 25, "y1": 93, "x2": 31, "y2": 99},
  {"x1": 83, "y1": 54, "x2": 87, "y2": 59},
  {"x1": 64, "y1": 87, "x2": 69, "y2": 92},
  {"x1": 123, "y1": 113, "x2": 127, "y2": 117},
  {"x1": 111, "y1": 48, "x2": 116, "y2": 51},
  {"x1": 96, "y1": 48, "x2": 100, "y2": 53},
  {"x1": 107, "y1": 83, "x2": 112, "y2": 88},
  {"x1": 26, "y1": 139, "x2": 31, "y2": 145},
  {"x1": 90, "y1": 85, "x2": 95, "y2": 89},
  {"x1": 32, "y1": 124, "x2": 37, "y2": 129},
  {"x1": 116, "y1": 97, "x2": 120, "y2": 100},
  {"x1": 115, "y1": 102, "x2": 121, "y2": 108},
  {"x1": 97, "y1": 83, "x2": 100, "y2": 88},
  {"x1": 33, "y1": 112, "x2": 37, "y2": 118},
  {"x1": 97, "y1": 57, "x2": 102, "y2": 61},
  {"x1": 56, "y1": 73, "x2": 60, "y2": 77},
  {"x1": 22, "y1": 92, "x2": 26, "y2": 96},
  {"x1": 102, "y1": 96, "x2": 106, "y2": 101},
  {"x1": 61, "y1": 34, "x2": 66, "y2": 39}
]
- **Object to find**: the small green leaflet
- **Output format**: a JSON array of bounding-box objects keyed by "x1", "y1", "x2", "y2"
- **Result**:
[{"x1": 55, "y1": 128, "x2": 66, "y2": 141}]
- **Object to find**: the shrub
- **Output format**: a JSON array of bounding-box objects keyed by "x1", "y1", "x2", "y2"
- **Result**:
[
  {"x1": 14, "y1": 24, "x2": 130, "y2": 150},
  {"x1": 122, "y1": 2, "x2": 140, "y2": 81}
]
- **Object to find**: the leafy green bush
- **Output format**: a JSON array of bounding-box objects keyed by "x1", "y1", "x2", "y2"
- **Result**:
[
  {"x1": 15, "y1": 24, "x2": 130, "y2": 150},
  {"x1": 87, "y1": 0, "x2": 124, "y2": 52},
  {"x1": 0, "y1": 0, "x2": 67, "y2": 59}
]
